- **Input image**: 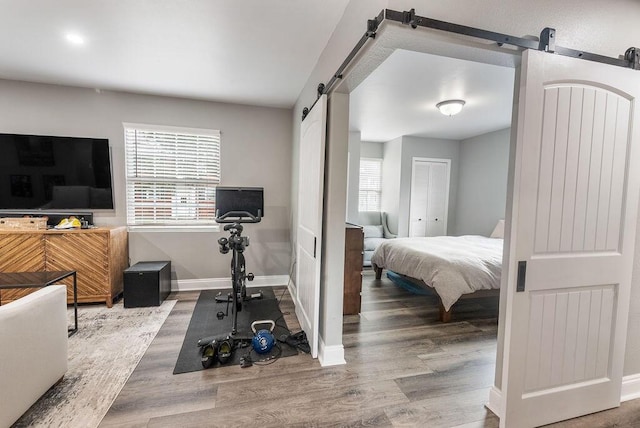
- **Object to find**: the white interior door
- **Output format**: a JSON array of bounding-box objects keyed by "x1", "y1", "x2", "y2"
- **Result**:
[
  {"x1": 295, "y1": 94, "x2": 327, "y2": 359},
  {"x1": 426, "y1": 162, "x2": 448, "y2": 236},
  {"x1": 409, "y1": 158, "x2": 449, "y2": 237},
  {"x1": 501, "y1": 49, "x2": 640, "y2": 427}
]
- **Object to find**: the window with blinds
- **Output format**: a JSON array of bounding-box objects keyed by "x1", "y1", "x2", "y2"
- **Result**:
[
  {"x1": 359, "y1": 158, "x2": 382, "y2": 211},
  {"x1": 123, "y1": 123, "x2": 221, "y2": 226}
]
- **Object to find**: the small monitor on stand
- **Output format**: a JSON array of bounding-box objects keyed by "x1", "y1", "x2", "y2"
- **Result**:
[{"x1": 215, "y1": 187, "x2": 263, "y2": 223}]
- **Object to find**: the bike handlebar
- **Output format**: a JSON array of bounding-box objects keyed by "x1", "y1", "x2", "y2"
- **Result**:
[{"x1": 215, "y1": 209, "x2": 262, "y2": 224}]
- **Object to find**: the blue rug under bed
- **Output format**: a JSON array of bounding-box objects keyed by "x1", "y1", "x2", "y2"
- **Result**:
[{"x1": 386, "y1": 270, "x2": 432, "y2": 296}]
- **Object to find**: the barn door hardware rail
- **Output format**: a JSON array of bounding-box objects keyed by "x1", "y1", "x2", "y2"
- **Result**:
[
  {"x1": 302, "y1": 9, "x2": 384, "y2": 120},
  {"x1": 390, "y1": 9, "x2": 638, "y2": 69},
  {"x1": 302, "y1": 8, "x2": 639, "y2": 120}
]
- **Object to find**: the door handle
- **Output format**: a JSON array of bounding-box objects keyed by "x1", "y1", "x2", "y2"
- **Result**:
[{"x1": 516, "y1": 261, "x2": 527, "y2": 292}]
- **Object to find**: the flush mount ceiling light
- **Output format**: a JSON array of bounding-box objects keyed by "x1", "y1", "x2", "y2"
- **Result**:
[
  {"x1": 436, "y1": 99, "x2": 466, "y2": 116},
  {"x1": 65, "y1": 33, "x2": 85, "y2": 45}
]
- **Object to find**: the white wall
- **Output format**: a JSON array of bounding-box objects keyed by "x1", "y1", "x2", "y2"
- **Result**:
[
  {"x1": 320, "y1": 93, "x2": 350, "y2": 359},
  {"x1": 455, "y1": 128, "x2": 511, "y2": 236},
  {"x1": 0, "y1": 79, "x2": 293, "y2": 282},
  {"x1": 292, "y1": 0, "x2": 640, "y2": 375},
  {"x1": 346, "y1": 131, "x2": 361, "y2": 224}
]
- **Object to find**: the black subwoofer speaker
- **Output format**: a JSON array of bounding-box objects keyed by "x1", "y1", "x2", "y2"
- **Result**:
[{"x1": 124, "y1": 261, "x2": 171, "y2": 308}]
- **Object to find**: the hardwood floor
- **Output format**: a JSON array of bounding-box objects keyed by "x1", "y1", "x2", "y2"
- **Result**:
[{"x1": 100, "y1": 271, "x2": 640, "y2": 427}]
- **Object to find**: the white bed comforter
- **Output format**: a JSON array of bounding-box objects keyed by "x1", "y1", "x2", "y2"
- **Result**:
[{"x1": 370, "y1": 235, "x2": 503, "y2": 311}]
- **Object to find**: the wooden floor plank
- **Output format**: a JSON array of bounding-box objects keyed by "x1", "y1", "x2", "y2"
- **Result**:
[
  {"x1": 384, "y1": 387, "x2": 496, "y2": 427},
  {"x1": 99, "y1": 273, "x2": 640, "y2": 427}
]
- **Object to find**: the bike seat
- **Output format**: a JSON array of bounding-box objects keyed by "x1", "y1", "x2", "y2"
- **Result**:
[{"x1": 223, "y1": 223, "x2": 243, "y2": 233}]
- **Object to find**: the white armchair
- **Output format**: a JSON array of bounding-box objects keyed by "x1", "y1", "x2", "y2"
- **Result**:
[{"x1": 358, "y1": 211, "x2": 396, "y2": 267}]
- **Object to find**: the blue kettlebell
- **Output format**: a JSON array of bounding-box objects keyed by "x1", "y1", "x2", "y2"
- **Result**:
[{"x1": 251, "y1": 320, "x2": 275, "y2": 354}]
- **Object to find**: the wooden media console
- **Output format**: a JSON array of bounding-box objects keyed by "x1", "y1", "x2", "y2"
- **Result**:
[{"x1": 0, "y1": 227, "x2": 128, "y2": 307}]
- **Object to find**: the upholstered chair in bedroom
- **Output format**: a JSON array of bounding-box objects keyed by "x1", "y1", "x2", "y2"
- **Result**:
[{"x1": 358, "y1": 211, "x2": 396, "y2": 267}]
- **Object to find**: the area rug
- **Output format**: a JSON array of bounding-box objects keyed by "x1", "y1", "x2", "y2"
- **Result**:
[
  {"x1": 173, "y1": 289, "x2": 298, "y2": 374},
  {"x1": 12, "y1": 299, "x2": 176, "y2": 428},
  {"x1": 387, "y1": 270, "x2": 433, "y2": 296}
]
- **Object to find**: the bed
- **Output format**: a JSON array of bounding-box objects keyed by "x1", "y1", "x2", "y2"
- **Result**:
[{"x1": 370, "y1": 234, "x2": 503, "y2": 322}]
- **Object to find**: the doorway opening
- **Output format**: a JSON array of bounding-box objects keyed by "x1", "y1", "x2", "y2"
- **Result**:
[{"x1": 340, "y1": 33, "x2": 516, "y2": 424}]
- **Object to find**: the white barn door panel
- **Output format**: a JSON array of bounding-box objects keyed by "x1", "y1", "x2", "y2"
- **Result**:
[
  {"x1": 501, "y1": 50, "x2": 640, "y2": 427},
  {"x1": 295, "y1": 95, "x2": 327, "y2": 359}
]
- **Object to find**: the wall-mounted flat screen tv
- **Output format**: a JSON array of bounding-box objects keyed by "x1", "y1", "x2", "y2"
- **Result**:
[{"x1": 0, "y1": 133, "x2": 114, "y2": 210}]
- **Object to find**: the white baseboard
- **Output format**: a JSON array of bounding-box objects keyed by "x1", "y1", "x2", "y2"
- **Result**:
[
  {"x1": 484, "y1": 377, "x2": 638, "y2": 415},
  {"x1": 318, "y1": 336, "x2": 346, "y2": 367},
  {"x1": 621, "y1": 373, "x2": 640, "y2": 402},
  {"x1": 287, "y1": 279, "x2": 297, "y2": 302},
  {"x1": 486, "y1": 386, "x2": 502, "y2": 417},
  {"x1": 172, "y1": 275, "x2": 289, "y2": 292}
]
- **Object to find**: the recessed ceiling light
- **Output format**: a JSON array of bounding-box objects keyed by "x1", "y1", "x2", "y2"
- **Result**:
[{"x1": 65, "y1": 33, "x2": 85, "y2": 45}]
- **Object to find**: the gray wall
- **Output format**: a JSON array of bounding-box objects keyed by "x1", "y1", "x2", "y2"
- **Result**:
[
  {"x1": 455, "y1": 128, "x2": 511, "y2": 236},
  {"x1": 361, "y1": 141, "x2": 384, "y2": 158},
  {"x1": 292, "y1": 0, "x2": 640, "y2": 376},
  {"x1": 0, "y1": 79, "x2": 293, "y2": 281},
  {"x1": 346, "y1": 139, "x2": 384, "y2": 225},
  {"x1": 381, "y1": 136, "x2": 460, "y2": 237},
  {"x1": 381, "y1": 137, "x2": 402, "y2": 235}
]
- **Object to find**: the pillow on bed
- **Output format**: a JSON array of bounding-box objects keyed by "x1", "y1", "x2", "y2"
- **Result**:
[
  {"x1": 490, "y1": 219, "x2": 505, "y2": 239},
  {"x1": 363, "y1": 225, "x2": 384, "y2": 238}
]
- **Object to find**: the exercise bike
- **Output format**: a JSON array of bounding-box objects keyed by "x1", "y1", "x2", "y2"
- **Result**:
[
  {"x1": 198, "y1": 187, "x2": 264, "y2": 367},
  {"x1": 215, "y1": 221, "x2": 260, "y2": 335}
]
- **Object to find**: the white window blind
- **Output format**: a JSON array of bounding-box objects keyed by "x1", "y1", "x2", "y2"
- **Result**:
[
  {"x1": 359, "y1": 158, "x2": 382, "y2": 211},
  {"x1": 124, "y1": 123, "x2": 220, "y2": 226}
]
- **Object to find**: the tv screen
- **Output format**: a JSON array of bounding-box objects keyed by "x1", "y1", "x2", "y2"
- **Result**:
[{"x1": 0, "y1": 133, "x2": 114, "y2": 210}]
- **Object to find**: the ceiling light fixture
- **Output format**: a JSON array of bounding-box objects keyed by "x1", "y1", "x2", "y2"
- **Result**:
[
  {"x1": 65, "y1": 33, "x2": 85, "y2": 45},
  {"x1": 436, "y1": 99, "x2": 466, "y2": 116}
]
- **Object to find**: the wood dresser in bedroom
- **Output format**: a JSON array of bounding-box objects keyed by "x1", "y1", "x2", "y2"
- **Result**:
[
  {"x1": 0, "y1": 227, "x2": 129, "y2": 307},
  {"x1": 343, "y1": 223, "x2": 364, "y2": 315}
]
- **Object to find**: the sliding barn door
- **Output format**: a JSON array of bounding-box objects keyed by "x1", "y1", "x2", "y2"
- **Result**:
[
  {"x1": 501, "y1": 49, "x2": 640, "y2": 427},
  {"x1": 295, "y1": 95, "x2": 327, "y2": 358}
]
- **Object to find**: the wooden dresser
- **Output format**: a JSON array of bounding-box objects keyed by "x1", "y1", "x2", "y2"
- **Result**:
[
  {"x1": 0, "y1": 227, "x2": 129, "y2": 307},
  {"x1": 344, "y1": 223, "x2": 364, "y2": 315}
]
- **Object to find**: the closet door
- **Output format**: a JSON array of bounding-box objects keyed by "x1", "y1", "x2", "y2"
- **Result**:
[{"x1": 409, "y1": 158, "x2": 450, "y2": 237}]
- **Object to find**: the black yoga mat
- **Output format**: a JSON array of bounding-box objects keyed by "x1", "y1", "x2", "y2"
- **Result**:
[{"x1": 173, "y1": 288, "x2": 298, "y2": 374}]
